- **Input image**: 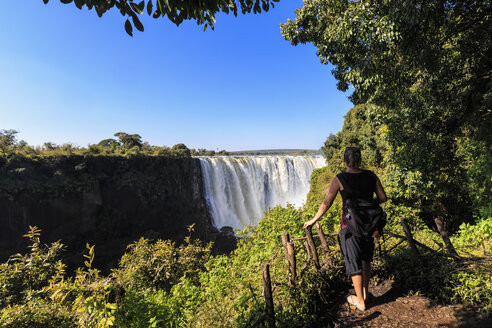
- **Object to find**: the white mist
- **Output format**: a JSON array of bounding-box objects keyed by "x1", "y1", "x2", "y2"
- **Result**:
[{"x1": 198, "y1": 156, "x2": 325, "y2": 230}]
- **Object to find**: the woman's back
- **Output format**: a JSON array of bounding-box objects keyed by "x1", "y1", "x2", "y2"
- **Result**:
[{"x1": 337, "y1": 170, "x2": 377, "y2": 202}]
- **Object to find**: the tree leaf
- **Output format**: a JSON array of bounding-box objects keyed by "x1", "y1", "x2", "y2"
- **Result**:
[
  {"x1": 125, "y1": 19, "x2": 133, "y2": 36},
  {"x1": 147, "y1": 0, "x2": 153, "y2": 16},
  {"x1": 138, "y1": 1, "x2": 145, "y2": 11},
  {"x1": 74, "y1": 0, "x2": 84, "y2": 9},
  {"x1": 106, "y1": 303, "x2": 117, "y2": 310},
  {"x1": 163, "y1": 0, "x2": 171, "y2": 11},
  {"x1": 130, "y1": 1, "x2": 143, "y2": 14},
  {"x1": 132, "y1": 15, "x2": 144, "y2": 32}
]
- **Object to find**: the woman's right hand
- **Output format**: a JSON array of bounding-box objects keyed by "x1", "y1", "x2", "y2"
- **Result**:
[{"x1": 303, "y1": 218, "x2": 317, "y2": 229}]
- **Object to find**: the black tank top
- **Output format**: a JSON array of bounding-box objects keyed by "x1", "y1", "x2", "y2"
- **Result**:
[{"x1": 337, "y1": 170, "x2": 377, "y2": 211}]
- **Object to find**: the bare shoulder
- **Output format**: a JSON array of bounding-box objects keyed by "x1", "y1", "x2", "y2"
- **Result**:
[{"x1": 332, "y1": 175, "x2": 342, "y2": 191}]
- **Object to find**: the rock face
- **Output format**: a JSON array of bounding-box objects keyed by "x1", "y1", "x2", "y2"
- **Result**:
[{"x1": 0, "y1": 155, "x2": 235, "y2": 271}]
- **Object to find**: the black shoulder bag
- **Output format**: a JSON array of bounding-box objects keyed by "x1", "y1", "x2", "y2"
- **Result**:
[{"x1": 338, "y1": 173, "x2": 387, "y2": 238}]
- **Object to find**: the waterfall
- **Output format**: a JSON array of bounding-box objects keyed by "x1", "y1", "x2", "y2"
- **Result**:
[{"x1": 198, "y1": 156, "x2": 326, "y2": 230}]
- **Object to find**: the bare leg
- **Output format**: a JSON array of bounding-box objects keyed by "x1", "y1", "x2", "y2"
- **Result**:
[
  {"x1": 350, "y1": 274, "x2": 366, "y2": 310},
  {"x1": 362, "y1": 261, "x2": 371, "y2": 302}
]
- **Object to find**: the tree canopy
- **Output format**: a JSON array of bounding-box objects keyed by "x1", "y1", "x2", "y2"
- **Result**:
[
  {"x1": 0, "y1": 129, "x2": 227, "y2": 158},
  {"x1": 283, "y1": 0, "x2": 492, "y2": 232},
  {"x1": 42, "y1": 0, "x2": 280, "y2": 35}
]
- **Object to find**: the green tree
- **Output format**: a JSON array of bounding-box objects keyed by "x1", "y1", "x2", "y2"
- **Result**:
[
  {"x1": 171, "y1": 143, "x2": 191, "y2": 157},
  {"x1": 42, "y1": 0, "x2": 280, "y2": 36},
  {"x1": 43, "y1": 142, "x2": 56, "y2": 150},
  {"x1": 114, "y1": 132, "x2": 143, "y2": 149},
  {"x1": 97, "y1": 138, "x2": 119, "y2": 149},
  {"x1": 0, "y1": 129, "x2": 19, "y2": 154},
  {"x1": 282, "y1": 0, "x2": 491, "y2": 238}
]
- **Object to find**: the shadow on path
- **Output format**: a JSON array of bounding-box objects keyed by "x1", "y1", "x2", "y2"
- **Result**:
[{"x1": 329, "y1": 279, "x2": 491, "y2": 328}]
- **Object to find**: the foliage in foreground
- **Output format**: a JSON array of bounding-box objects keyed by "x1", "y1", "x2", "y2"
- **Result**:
[
  {"x1": 1, "y1": 213, "x2": 491, "y2": 327},
  {"x1": 40, "y1": 0, "x2": 280, "y2": 36},
  {"x1": 0, "y1": 205, "x2": 347, "y2": 328},
  {"x1": 383, "y1": 217, "x2": 492, "y2": 315}
]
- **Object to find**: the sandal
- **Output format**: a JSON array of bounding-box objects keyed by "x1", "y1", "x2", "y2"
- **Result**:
[{"x1": 347, "y1": 295, "x2": 365, "y2": 311}]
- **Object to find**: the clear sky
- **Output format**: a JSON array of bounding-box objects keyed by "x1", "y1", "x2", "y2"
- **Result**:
[{"x1": 0, "y1": 1, "x2": 352, "y2": 151}]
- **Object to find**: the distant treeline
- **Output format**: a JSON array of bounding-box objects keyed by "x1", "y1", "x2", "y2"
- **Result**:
[
  {"x1": 0, "y1": 130, "x2": 229, "y2": 158},
  {"x1": 0, "y1": 130, "x2": 320, "y2": 158},
  {"x1": 229, "y1": 149, "x2": 320, "y2": 156}
]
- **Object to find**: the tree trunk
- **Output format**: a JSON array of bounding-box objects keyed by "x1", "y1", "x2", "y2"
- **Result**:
[
  {"x1": 434, "y1": 217, "x2": 459, "y2": 257},
  {"x1": 400, "y1": 217, "x2": 420, "y2": 259}
]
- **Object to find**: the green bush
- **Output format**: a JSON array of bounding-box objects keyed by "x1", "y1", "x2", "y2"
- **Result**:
[
  {"x1": 0, "y1": 226, "x2": 65, "y2": 307},
  {"x1": 113, "y1": 232, "x2": 212, "y2": 292},
  {"x1": 115, "y1": 289, "x2": 188, "y2": 328},
  {"x1": 0, "y1": 298, "x2": 75, "y2": 328},
  {"x1": 385, "y1": 249, "x2": 457, "y2": 301},
  {"x1": 42, "y1": 243, "x2": 120, "y2": 328},
  {"x1": 384, "y1": 218, "x2": 492, "y2": 315},
  {"x1": 449, "y1": 267, "x2": 492, "y2": 314},
  {"x1": 451, "y1": 217, "x2": 492, "y2": 256}
]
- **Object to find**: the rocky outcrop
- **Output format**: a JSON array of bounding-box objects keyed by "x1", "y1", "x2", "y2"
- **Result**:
[{"x1": 0, "y1": 155, "x2": 236, "y2": 272}]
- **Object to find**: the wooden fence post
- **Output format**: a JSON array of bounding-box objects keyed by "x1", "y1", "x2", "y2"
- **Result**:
[
  {"x1": 262, "y1": 263, "x2": 275, "y2": 327},
  {"x1": 400, "y1": 217, "x2": 420, "y2": 259},
  {"x1": 281, "y1": 232, "x2": 296, "y2": 286},
  {"x1": 300, "y1": 241, "x2": 312, "y2": 277},
  {"x1": 304, "y1": 241, "x2": 311, "y2": 259},
  {"x1": 315, "y1": 222, "x2": 330, "y2": 254},
  {"x1": 281, "y1": 232, "x2": 290, "y2": 262},
  {"x1": 304, "y1": 227, "x2": 320, "y2": 269}
]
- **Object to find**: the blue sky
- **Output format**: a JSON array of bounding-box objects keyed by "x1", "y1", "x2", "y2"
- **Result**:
[{"x1": 0, "y1": 1, "x2": 352, "y2": 151}]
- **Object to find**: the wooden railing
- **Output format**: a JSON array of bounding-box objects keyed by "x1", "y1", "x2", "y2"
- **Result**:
[{"x1": 260, "y1": 217, "x2": 438, "y2": 326}]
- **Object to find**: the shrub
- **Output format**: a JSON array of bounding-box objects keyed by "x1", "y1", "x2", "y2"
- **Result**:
[
  {"x1": 449, "y1": 267, "x2": 492, "y2": 314},
  {"x1": 113, "y1": 231, "x2": 212, "y2": 292},
  {"x1": 0, "y1": 298, "x2": 75, "y2": 328},
  {"x1": 115, "y1": 277, "x2": 202, "y2": 328},
  {"x1": 0, "y1": 226, "x2": 65, "y2": 307},
  {"x1": 451, "y1": 217, "x2": 492, "y2": 256},
  {"x1": 384, "y1": 218, "x2": 492, "y2": 315}
]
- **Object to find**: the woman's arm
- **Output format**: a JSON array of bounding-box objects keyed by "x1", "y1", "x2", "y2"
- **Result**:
[
  {"x1": 375, "y1": 176, "x2": 387, "y2": 203},
  {"x1": 303, "y1": 176, "x2": 340, "y2": 228}
]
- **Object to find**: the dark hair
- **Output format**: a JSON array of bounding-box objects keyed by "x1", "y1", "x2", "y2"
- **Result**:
[{"x1": 344, "y1": 147, "x2": 361, "y2": 169}]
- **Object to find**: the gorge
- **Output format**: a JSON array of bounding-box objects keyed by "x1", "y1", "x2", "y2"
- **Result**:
[{"x1": 0, "y1": 155, "x2": 324, "y2": 270}]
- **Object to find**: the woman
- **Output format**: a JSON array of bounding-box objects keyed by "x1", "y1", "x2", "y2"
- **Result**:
[{"x1": 303, "y1": 147, "x2": 387, "y2": 311}]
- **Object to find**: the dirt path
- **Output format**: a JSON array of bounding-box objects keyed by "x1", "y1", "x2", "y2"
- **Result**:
[{"x1": 331, "y1": 280, "x2": 491, "y2": 328}]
